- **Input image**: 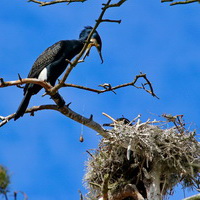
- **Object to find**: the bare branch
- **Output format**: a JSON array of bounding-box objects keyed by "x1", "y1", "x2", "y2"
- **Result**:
[
  {"x1": 161, "y1": 0, "x2": 173, "y2": 2},
  {"x1": 103, "y1": 0, "x2": 127, "y2": 8},
  {"x1": 0, "y1": 104, "x2": 108, "y2": 138},
  {"x1": 63, "y1": 73, "x2": 159, "y2": 98},
  {"x1": 170, "y1": 0, "x2": 200, "y2": 5},
  {"x1": 0, "y1": 78, "x2": 52, "y2": 91},
  {"x1": 161, "y1": 0, "x2": 200, "y2": 6},
  {"x1": 98, "y1": 19, "x2": 122, "y2": 24},
  {"x1": 28, "y1": 0, "x2": 86, "y2": 6}
]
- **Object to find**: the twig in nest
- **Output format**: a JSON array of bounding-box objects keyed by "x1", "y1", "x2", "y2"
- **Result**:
[
  {"x1": 102, "y1": 112, "x2": 116, "y2": 123},
  {"x1": 86, "y1": 150, "x2": 94, "y2": 158},
  {"x1": 78, "y1": 190, "x2": 84, "y2": 200},
  {"x1": 162, "y1": 114, "x2": 185, "y2": 133}
]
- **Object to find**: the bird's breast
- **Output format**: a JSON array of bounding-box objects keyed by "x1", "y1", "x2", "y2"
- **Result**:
[{"x1": 38, "y1": 67, "x2": 48, "y2": 81}]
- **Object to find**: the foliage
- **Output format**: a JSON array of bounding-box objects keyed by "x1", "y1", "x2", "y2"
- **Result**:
[{"x1": 0, "y1": 166, "x2": 10, "y2": 195}]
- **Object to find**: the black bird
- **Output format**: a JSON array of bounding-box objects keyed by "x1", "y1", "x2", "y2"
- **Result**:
[
  {"x1": 103, "y1": 117, "x2": 131, "y2": 127},
  {"x1": 14, "y1": 26, "x2": 103, "y2": 120}
]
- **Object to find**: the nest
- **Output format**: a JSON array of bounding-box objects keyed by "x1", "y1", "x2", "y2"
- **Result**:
[{"x1": 84, "y1": 117, "x2": 200, "y2": 200}]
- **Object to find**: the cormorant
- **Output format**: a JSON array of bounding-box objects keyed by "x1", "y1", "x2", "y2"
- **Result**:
[
  {"x1": 103, "y1": 117, "x2": 131, "y2": 127},
  {"x1": 14, "y1": 26, "x2": 103, "y2": 120}
]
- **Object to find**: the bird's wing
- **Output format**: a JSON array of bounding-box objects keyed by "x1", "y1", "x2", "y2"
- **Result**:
[{"x1": 27, "y1": 40, "x2": 65, "y2": 78}]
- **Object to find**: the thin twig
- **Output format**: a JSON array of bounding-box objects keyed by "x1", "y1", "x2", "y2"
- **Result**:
[
  {"x1": 103, "y1": 0, "x2": 127, "y2": 8},
  {"x1": 170, "y1": 0, "x2": 200, "y2": 5},
  {"x1": 161, "y1": 0, "x2": 200, "y2": 5},
  {"x1": 98, "y1": 19, "x2": 121, "y2": 24},
  {"x1": 28, "y1": 0, "x2": 86, "y2": 6}
]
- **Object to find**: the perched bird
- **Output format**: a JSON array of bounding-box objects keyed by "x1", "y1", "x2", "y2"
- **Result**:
[
  {"x1": 14, "y1": 26, "x2": 103, "y2": 120},
  {"x1": 103, "y1": 117, "x2": 131, "y2": 127}
]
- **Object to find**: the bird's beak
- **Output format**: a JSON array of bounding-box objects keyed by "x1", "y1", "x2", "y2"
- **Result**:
[{"x1": 90, "y1": 38, "x2": 104, "y2": 64}]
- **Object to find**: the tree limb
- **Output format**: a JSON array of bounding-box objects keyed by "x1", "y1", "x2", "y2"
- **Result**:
[
  {"x1": 62, "y1": 73, "x2": 159, "y2": 99},
  {"x1": 0, "y1": 72, "x2": 158, "y2": 128},
  {"x1": 0, "y1": 78, "x2": 52, "y2": 90},
  {"x1": 28, "y1": 0, "x2": 86, "y2": 6},
  {"x1": 0, "y1": 71, "x2": 158, "y2": 99},
  {"x1": 170, "y1": 0, "x2": 200, "y2": 5},
  {"x1": 0, "y1": 104, "x2": 109, "y2": 138},
  {"x1": 98, "y1": 19, "x2": 122, "y2": 24},
  {"x1": 161, "y1": 0, "x2": 200, "y2": 5}
]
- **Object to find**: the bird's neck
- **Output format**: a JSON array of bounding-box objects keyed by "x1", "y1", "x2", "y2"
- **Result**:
[{"x1": 64, "y1": 40, "x2": 84, "y2": 60}]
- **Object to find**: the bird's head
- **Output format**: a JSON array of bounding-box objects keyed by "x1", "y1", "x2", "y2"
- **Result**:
[{"x1": 79, "y1": 26, "x2": 103, "y2": 63}]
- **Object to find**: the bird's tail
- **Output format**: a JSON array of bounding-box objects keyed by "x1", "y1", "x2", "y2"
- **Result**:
[{"x1": 14, "y1": 92, "x2": 32, "y2": 121}]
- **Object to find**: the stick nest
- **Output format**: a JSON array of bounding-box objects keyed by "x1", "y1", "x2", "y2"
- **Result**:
[{"x1": 84, "y1": 118, "x2": 200, "y2": 199}]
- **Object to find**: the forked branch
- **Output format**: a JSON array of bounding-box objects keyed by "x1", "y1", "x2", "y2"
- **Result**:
[
  {"x1": 0, "y1": 104, "x2": 108, "y2": 138},
  {"x1": 63, "y1": 73, "x2": 159, "y2": 99}
]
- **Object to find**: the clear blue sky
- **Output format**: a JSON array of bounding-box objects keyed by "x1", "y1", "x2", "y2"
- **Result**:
[{"x1": 0, "y1": 0, "x2": 199, "y2": 199}]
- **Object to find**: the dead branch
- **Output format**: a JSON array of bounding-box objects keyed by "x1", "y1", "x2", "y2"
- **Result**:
[
  {"x1": 0, "y1": 78, "x2": 52, "y2": 91},
  {"x1": 0, "y1": 71, "x2": 157, "y2": 129},
  {"x1": 161, "y1": 0, "x2": 200, "y2": 5},
  {"x1": 98, "y1": 19, "x2": 121, "y2": 24},
  {"x1": 63, "y1": 73, "x2": 159, "y2": 99},
  {"x1": 0, "y1": 104, "x2": 109, "y2": 137},
  {"x1": 103, "y1": 0, "x2": 127, "y2": 8},
  {"x1": 28, "y1": 0, "x2": 86, "y2": 6},
  {"x1": 170, "y1": 0, "x2": 200, "y2": 5}
]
